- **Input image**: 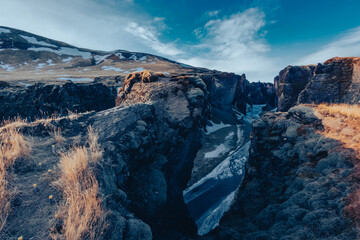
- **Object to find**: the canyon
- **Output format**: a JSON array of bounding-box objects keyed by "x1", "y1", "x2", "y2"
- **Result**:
[{"x1": 0, "y1": 26, "x2": 359, "y2": 240}]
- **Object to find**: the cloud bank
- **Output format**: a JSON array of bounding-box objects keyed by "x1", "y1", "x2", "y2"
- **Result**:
[
  {"x1": 180, "y1": 8, "x2": 278, "y2": 81},
  {"x1": 297, "y1": 27, "x2": 360, "y2": 65},
  {"x1": 0, "y1": 0, "x2": 178, "y2": 55}
]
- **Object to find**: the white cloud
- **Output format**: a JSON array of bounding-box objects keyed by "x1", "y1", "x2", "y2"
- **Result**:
[
  {"x1": 180, "y1": 8, "x2": 279, "y2": 82},
  {"x1": 207, "y1": 10, "x2": 220, "y2": 17},
  {"x1": 125, "y1": 22, "x2": 183, "y2": 56},
  {"x1": 154, "y1": 17, "x2": 165, "y2": 22},
  {"x1": 0, "y1": 0, "x2": 178, "y2": 57},
  {"x1": 297, "y1": 27, "x2": 360, "y2": 65},
  {"x1": 0, "y1": 1, "x2": 281, "y2": 81}
]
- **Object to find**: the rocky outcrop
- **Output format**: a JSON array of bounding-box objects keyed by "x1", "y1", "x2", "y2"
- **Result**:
[
  {"x1": 114, "y1": 71, "x2": 210, "y2": 239},
  {"x1": 298, "y1": 57, "x2": 360, "y2": 104},
  {"x1": 275, "y1": 57, "x2": 360, "y2": 111},
  {"x1": 274, "y1": 65, "x2": 315, "y2": 111},
  {"x1": 205, "y1": 105, "x2": 358, "y2": 239},
  {"x1": 0, "y1": 81, "x2": 117, "y2": 120}
]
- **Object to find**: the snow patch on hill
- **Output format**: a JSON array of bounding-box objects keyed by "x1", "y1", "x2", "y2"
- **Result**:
[
  {"x1": 20, "y1": 35, "x2": 57, "y2": 48},
  {"x1": 0, "y1": 63, "x2": 14, "y2": 71},
  {"x1": 94, "y1": 54, "x2": 111, "y2": 65},
  {"x1": 101, "y1": 66, "x2": 123, "y2": 72},
  {"x1": 28, "y1": 47, "x2": 91, "y2": 59}
]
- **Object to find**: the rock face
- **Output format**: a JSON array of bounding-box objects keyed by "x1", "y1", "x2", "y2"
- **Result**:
[
  {"x1": 205, "y1": 105, "x2": 358, "y2": 240},
  {"x1": 198, "y1": 72, "x2": 245, "y2": 113},
  {"x1": 114, "y1": 71, "x2": 210, "y2": 239},
  {"x1": 199, "y1": 73, "x2": 276, "y2": 115},
  {"x1": 274, "y1": 65, "x2": 315, "y2": 111},
  {"x1": 246, "y1": 81, "x2": 276, "y2": 110},
  {"x1": 0, "y1": 81, "x2": 117, "y2": 120},
  {"x1": 298, "y1": 57, "x2": 360, "y2": 105},
  {"x1": 275, "y1": 57, "x2": 360, "y2": 111}
]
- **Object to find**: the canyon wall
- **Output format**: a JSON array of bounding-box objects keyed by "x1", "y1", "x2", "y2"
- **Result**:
[{"x1": 275, "y1": 57, "x2": 360, "y2": 111}]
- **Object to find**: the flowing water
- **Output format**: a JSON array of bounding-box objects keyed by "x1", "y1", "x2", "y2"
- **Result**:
[{"x1": 184, "y1": 105, "x2": 265, "y2": 235}]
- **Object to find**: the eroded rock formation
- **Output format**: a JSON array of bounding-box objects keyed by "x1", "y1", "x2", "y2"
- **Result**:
[
  {"x1": 274, "y1": 65, "x2": 315, "y2": 111},
  {"x1": 275, "y1": 57, "x2": 360, "y2": 111},
  {"x1": 298, "y1": 57, "x2": 360, "y2": 105}
]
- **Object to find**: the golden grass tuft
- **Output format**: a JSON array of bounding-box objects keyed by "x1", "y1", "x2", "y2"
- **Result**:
[
  {"x1": 0, "y1": 125, "x2": 30, "y2": 231},
  {"x1": 52, "y1": 127, "x2": 107, "y2": 240},
  {"x1": 53, "y1": 128, "x2": 65, "y2": 145}
]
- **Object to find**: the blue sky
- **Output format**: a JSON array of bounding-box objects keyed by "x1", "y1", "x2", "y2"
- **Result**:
[{"x1": 1, "y1": 0, "x2": 360, "y2": 82}]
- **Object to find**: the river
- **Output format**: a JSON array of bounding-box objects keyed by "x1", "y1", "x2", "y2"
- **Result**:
[{"x1": 183, "y1": 105, "x2": 265, "y2": 235}]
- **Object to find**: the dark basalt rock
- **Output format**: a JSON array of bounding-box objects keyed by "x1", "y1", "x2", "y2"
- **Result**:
[
  {"x1": 0, "y1": 81, "x2": 9, "y2": 88},
  {"x1": 274, "y1": 65, "x2": 315, "y2": 112},
  {"x1": 204, "y1": 105, "x2": 358, "y2": 240},
  {"x1": 246, "y1": 80, "x2": 276, "y2": 111},
  {"x1": 298, "y1": 57, "x2": 360, "y2": 105},
  {"x1": 0, "y1": 81, "x2": 117, "y2": 120},
  {"x1": 114, "y1": 72, "x2": 209, "y2": 239},
  {"x1": 199, "y1": 73, "x2": 276, "y2": 115},
  {"x1": 275, "y1": 57, "x2": 360, "y2": 111}
]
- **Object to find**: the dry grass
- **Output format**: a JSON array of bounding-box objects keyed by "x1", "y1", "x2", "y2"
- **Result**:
[
  {"x1": 0, "y1": 111, "x2": 81, "y2": 133},
  {"x1": 312, "y1": 103, "x2": 360, "y2": 226},
  {"x1": 52, "y1": 127, "x2": 107, "y2": 240},
  {"x1": 53, "y1": 128, "x2": 65, "y2": 145},
  {"x1": 34, "y1": 111, "x2": 80, "y2": 126},
  {"x1": 0, "y1": 117, "x2": 28, "y2": 132},
  {"x1": 313, "y1": 103, "x2": 360, "y2": 154},
  {"x1": 0, "y1": 125, "x2": 30, "y2": 231}
]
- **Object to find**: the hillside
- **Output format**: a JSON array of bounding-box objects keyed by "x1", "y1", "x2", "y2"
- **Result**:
[{"x1": 0, "y1": 26, "x2": 204, "y2": 83}]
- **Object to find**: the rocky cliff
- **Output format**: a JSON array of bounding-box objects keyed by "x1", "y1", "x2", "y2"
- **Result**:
[
  {"x1": 274, "y1": 65, "x2": 315, "y2": 111},
  {"x1": 275, "y1": 57, "x2": 360, "y2": 111},
  {"x1": 205, "y1": 105, "x2": 359, "y2": 239},
  {"x1": 0, "y1": 81, "x2": 117, "y2": 120},
  {"x1": 298, "y1": 57, "x2": 360, "y2": 105}
]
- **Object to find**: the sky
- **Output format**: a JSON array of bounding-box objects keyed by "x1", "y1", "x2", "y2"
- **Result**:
[{"x1": 1, "y1": 0, "x2": 360, "y2": 82}]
